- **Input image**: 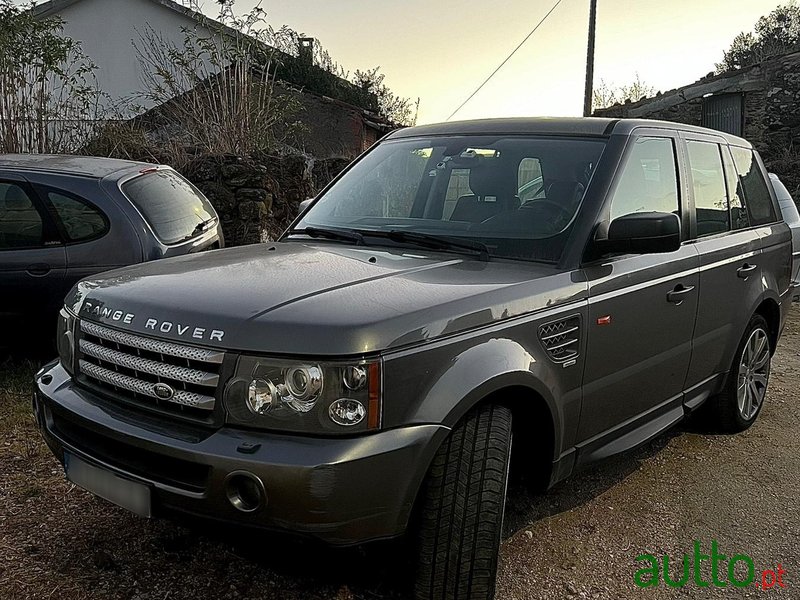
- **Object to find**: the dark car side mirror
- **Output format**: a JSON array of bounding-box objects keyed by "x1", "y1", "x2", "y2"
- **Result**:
[
  {"x1": 298, "y1": 198, "x2": 313, "y2": 216},
  {"x1": 597, "y1": 211, "x2": 681, "y2": 255}
]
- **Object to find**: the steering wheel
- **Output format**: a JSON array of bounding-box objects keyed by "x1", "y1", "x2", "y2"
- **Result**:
[{"x1": 521, "y1": 199, "x2": 574, "y2": 225}]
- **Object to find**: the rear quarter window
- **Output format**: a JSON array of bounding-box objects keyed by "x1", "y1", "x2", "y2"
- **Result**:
[
  {"x1": 47, "y1": 191, "x2": 108, "y2": 242},
  {"x1": 730, "y1": 147, "x2": 777, "y2": 226},
  {"x1": 121, "y1": 170, "x2": 216, "y2": 245}
]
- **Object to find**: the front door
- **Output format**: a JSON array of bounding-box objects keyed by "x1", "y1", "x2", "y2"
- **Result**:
[{"x1": 578, "y1": 134, "x2": 699, "y2": 459}]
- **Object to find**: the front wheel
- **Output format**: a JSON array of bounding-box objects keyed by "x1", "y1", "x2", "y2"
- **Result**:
[
  {"x1": 704, "y1": 314, "x2": 772, "y2": 432},
  {"x1": 414, "y1": 404, "x2": 512, "y2": 600}
]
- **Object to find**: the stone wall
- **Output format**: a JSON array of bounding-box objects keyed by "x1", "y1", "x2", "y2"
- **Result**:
[
  {"x1": 594, "y1": 51, "x2": 800, "y2": 196},
  {"x1": 182, "y1": 153, "x2": 350, "y2": 246}
]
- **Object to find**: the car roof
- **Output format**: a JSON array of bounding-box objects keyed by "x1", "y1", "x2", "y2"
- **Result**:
[
  {"x1": 387, "y1": 117, "x2": 752, "y2": 147},
  {"x1": 0, "y1": 154, "x2": 158, "y2": 178}
]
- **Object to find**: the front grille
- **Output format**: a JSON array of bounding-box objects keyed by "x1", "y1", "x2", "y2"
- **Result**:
[
  {"x1": 77, "y1": 320, "x2": 223, "y2": 419},
  {"x1": 538, "y1": 315, "x2": 581, "y2": 362}
]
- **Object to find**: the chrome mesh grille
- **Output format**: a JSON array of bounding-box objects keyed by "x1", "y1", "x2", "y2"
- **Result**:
[
  {"x1": 77, "y1": 320, "x2": 222, "y2": 416},
  {"x1": 538, "y1": 315, "x2": 580, "y2": 363}
]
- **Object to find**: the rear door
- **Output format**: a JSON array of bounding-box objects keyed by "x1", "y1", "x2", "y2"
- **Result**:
[
  {"x1": 682, "y1": 136, "x2": 779, "y2": 405},
  {"x1": 578, "y1": 132, "x2": 699, "y2": 458},
  {"x1": 0, "y1": 174, "x2": 66, "y2": 333}
]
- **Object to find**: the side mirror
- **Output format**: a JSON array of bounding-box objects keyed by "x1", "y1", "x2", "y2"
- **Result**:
[
  {"x1": 597, "y1": 211, "x2": 681, "y2": 255},
  {"x1": 298, "y1": 198, "x2": 314, "y2": 216}
]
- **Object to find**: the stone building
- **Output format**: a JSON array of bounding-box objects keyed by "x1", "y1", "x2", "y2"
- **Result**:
[{"x1": 594, "y1": 50, "x2": 800, "y2": 195}]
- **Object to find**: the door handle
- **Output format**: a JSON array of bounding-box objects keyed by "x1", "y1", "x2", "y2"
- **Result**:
[
  {"x1": 26, "y1": 263, "x2": 51, "y2": 276},
  {"x1": 737, "y1": 263, "x2": 758, "y2": 279},
  {"x1": 667, "y1": 284, "x2": 696, "y2": 304}
]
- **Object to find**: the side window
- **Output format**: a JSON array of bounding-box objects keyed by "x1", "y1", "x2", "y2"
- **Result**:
[
  {"x1": 0, "y1": 183, "x2": 44, "y2": 249},
  {"x1": 47, "y1": 191, "x2": 108, "y2": 242},
  {"x1": 610, "y1": 137, "x2": 680, "y2": 221},
  {"x1": 686, "y1": 141, "x2": 729, "y2": 237},
  {"x1": 721, "y1": 146, "x2": 750, "y2": 230},
  {"x1": 730, "y1": 147, "x2": 777, "y2": 225},
  {"x1": 518, "y1": 158, "x2": 544, "y2": 202}
]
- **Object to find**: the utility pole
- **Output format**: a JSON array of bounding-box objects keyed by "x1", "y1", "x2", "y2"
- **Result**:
[{"x1": 583, "y1": 0, "x2": 598, "y2": 117}]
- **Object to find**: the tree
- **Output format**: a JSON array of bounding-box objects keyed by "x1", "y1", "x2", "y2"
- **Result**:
[
  {"x1": 352, "y1": 67, "x2": 419, "y2": 126},
  {"x1": 0, "y1": 0, "x2": 104, "y2": 153},
  {"x1": 132, "y1": 0, "x2": 300, "y2": 156},
  {"x1": 717, "y1": 3, "x2": 800, "y2": 72},
  {"x1": 592, "y1": 74, "x2": 656, "y2": 110}
]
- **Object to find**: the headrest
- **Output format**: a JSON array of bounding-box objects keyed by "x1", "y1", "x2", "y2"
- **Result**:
[{"x1": 469, "y1": 163, "x2": 512, "y2": 199}]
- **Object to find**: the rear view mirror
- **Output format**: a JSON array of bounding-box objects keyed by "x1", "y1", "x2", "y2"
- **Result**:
[
  {"x1": 598, "y1": 211, "x2": 681, "y2": 255},
  {"x1": 298, "y1": 198, "x2": 313, "y2": 216}
]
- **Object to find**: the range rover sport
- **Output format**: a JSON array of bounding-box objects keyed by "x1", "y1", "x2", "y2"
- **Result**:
[{"x1": 34, "y1": 118, "x2": 791, "y2": 600}]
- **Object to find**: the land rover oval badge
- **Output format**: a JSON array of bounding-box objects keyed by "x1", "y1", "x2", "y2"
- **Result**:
[{"x1": 153, "y1": 383, "x2": 175, "y2": 400}]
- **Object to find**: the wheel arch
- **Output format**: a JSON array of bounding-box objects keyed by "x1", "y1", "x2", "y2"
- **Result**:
[{"x1": 754, "y1": 295, "x2": 781, "y2": 355}]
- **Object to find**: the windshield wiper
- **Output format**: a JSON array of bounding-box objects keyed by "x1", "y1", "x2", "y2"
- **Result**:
[
  {"x1": 180, "y1": 217, "x2": 216, "y2": 242},
  {"x1": 291, "y1": 226, "x2": 365, "y2": 245},
  {"x1": 359, "y1": 230, "x2": 490, "y2": 261}
]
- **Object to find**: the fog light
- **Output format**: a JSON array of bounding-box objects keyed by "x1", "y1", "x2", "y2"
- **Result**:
[
  {"x1": 247, "y1": 379, "x2": 278, "y2": 414},
  {"x1": 328, "y1": 398, "x2": 366, "y2": 426}
]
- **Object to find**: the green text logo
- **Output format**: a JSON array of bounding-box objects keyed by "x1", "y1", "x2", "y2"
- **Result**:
[{"x1": 634, "y1": 540, "x2": 786, "y2": 590}]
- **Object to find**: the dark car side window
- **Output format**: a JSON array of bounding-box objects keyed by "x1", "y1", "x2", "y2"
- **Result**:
[
  {"x1": 610, "y1": 137, "x2": 680, "y2": 221},
  {"x1": 47, "y1": 191, "x2": 108, "y2": 243},
  {"x1": 687, "y1": 141, "x2": 729, "y2": 237},
  {"x1": 730, "y1": 147, "x2": 777, "y2": 226},
  {"x1": 0, "y1": 183, "x2": 44, "y2": 249}
]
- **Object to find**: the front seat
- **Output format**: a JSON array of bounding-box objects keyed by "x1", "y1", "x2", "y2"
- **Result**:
[{"x1": 450, "y1": 165, "x2": 519, "y2": 223}]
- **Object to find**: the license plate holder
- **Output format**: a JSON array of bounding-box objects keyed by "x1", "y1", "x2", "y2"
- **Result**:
[{"x1": 65, "y1": 453, "x2": 152, "y2": 518}]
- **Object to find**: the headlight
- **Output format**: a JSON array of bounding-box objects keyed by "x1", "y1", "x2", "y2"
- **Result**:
[
  {"x1": 56, "y1": 307, "x2": 77, "y2": 375},
  {"x1": 225, "y1": 356, "x2": 382, "y2": 434}
]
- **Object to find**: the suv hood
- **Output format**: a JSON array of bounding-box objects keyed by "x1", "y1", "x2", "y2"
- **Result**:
[{"x1": 67, "y1": 242, "x2": 584, "y2": 355}]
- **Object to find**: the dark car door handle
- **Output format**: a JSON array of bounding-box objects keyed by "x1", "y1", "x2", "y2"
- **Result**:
[
  {"x1": 737, "y1": 263, "x2": 758, "y2": 279},
  {"x1": 667, "y1": 284, "x2": 696, "y2": 304},
  {"x1": 26, "y1": 263, "x2": 51, "y2": 276}
]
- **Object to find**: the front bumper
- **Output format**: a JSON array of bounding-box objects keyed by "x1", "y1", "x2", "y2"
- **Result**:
[{"x1": 34, "y1": 361, "x2": 448, "y2": 545}]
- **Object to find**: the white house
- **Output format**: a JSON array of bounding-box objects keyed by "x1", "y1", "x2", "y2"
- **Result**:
[{"x1": 33, "y1": 0, "x2": 232, "y2": 116}]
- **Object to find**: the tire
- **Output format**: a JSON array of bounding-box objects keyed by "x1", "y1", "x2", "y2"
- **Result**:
[
  {"x1": 414, "y1": 404, "x2": 512, "y2": 600},
  {"x1": 704, "y1": 314, "x2": 772, "y2": 433}
]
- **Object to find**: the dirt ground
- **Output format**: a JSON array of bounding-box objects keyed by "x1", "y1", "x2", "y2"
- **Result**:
[{"x1": 1, "y1": 309, "x2": 798, "y2": 600}]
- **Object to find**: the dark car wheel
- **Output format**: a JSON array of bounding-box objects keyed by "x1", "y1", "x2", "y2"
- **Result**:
[
  {"x1": 414, "y1": 403, "x2": 512, "y2": 600},
  {"x1": 705, "y1": 314, "x2": 771, "y2": 433}
]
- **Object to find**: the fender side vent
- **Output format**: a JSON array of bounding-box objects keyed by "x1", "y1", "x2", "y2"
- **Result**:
[{"x1": 538, "y1": 315, "x2": 580, "y2": 363}]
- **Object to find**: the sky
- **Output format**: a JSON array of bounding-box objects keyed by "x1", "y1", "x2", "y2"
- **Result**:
[{"x1": 199, "y1": 0, "x2": 783, "y2": 124}]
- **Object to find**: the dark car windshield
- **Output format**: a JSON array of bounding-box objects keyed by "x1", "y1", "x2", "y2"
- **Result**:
[
  {"x1": 121, "y1": 170, "x2": 217, "y2": 245},
  {"x1": 293, "y1": 135, "x2": 606, "y2": 262}
]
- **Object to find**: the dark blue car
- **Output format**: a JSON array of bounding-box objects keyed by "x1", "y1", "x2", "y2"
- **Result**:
[{"x1": 0, "y1": 155, "x2": 223, "y2": 343}]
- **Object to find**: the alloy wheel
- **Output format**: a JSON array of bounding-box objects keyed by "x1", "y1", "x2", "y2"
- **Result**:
[{"x1": 737, "y1": 328, "x2": 770, "y2": 421}]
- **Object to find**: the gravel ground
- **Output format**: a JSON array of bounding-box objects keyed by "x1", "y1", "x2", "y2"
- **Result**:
[{"x1": 1, "y1": 309, "x2": 798, "y2": 600}]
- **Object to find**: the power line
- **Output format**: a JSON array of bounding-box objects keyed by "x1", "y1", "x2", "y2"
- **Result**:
[{"x1": 446, "y1": 0, "x2": 566, "y2": 121}]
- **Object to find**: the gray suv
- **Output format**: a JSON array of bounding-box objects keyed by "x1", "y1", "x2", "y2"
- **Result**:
[{"x1": 33, "y1": 119, "x2": 791, "y2": 600}]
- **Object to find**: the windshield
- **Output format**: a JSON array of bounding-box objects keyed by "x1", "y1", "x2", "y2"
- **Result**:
[
  {"x1": 122, "y1": 170, "x2": 217, "y2": 245},
  {"x1": 293, "y1": 135, "x2": 606, "y2": 262}
]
